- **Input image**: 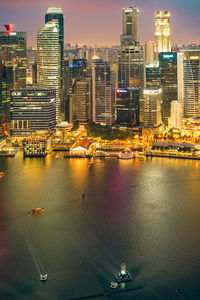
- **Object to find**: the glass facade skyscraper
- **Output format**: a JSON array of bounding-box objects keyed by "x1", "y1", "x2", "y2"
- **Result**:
[
  {"x1": 178, "y1": 50, "x2": 200, "y2": 118},
  {"x1": 0, "y1": 26, "x2": 26, "y2": 124},
  {"x1": 159, "y1": 52, "x2": 177, "y2": 125},
  {"x1": 92, "y1": 60, "x2": 115, "y2": 126},
  {"x1": 37, "y1": 20, "x2": 60, "y2": 121},
  {"x1": 45, "y1": 8, "x2": 64, "y2": 89},
  {"x1": 118, "y1": 45, "x2": 144, "y2": 89}
]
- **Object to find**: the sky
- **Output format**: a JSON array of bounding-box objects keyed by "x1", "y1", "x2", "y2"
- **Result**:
[{"x1": 0, "y1": 0, "x2": 200, "y2": 47}]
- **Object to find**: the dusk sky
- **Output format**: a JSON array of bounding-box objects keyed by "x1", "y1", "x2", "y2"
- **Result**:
[{"x1": 0, "y1": 0, "x2": 200, "y2": 46}]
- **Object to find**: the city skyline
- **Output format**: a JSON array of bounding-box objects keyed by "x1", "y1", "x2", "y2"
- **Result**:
[{"x1": 0, "y1": 0, "x2": 200, "y2": 46}]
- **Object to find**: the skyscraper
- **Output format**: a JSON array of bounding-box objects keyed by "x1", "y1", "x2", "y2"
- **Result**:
[
  {"x1": 118, "y1": 45, "x2": 144, "y2": 89},
  {"x1": 92, "y1": 60, "x2": 115, "y2": 126},
  {"x1": 73, "y1": 77, "x2": 91, "y2": 124},
  {"x1": 121, "y1": 6, "x2": 139, "y2": 46},
  {"x1": 155, "y1": 11, "x2": 171, "y2": 53},
  {"x1": 0, "y1": 25, "x2": 26, "y2": 123},
  {"x1": 178, "y1": 50, "x2": 200, "y2": 118},
  {"x1": 140, "y1": 87, "x2": 162, "y2": 127},
  {"x1": 116, "y1": 87, "x2": 139, "y2": 127},
  {"x1": 45, "y1": 8, "x2": 64, "y2": 88},
  {"x1": 159, "y1": 52, "x2": 177, "y2": 125},
  {"x1": 37, "y1": 20, "x2": 60, "y2": 121}
]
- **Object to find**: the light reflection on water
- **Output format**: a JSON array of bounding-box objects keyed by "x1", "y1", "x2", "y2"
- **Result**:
[{"x1": 0, "y1": 155, "x2": 200, "y2": 299}]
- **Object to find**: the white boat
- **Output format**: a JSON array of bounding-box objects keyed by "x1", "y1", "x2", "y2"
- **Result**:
[
  {"x1": 110, "y1": 281, "x2": 118, "y2": 289},
  {"x1": 118, "y1": 149, "x2": 135, "y2": 159},
  {"x1": 40, "y1": 274, "x2": 48, "y2": 281}
]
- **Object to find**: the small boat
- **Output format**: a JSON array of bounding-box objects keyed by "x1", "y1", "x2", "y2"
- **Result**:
[
  {"x1": 40, "y1": 274, "x2": 48, "y2": 281},
  {"x1": 110, "y1": 281, "x2": 118, "y2": 289},
  {"x1": 88, "y1": 162, "x2": 94, "y2": 167},
  {"x1": 30, "y1": 208, "x2": 44, "y2": 215},
  {"x1": 0, "y1": 171, "x2": 5, "y2": 179},
  {"x1": 118, "y1": 149, "x2": 135, "y2": 159}
]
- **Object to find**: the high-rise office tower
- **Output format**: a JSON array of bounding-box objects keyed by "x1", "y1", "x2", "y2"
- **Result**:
[
  {"x1": 73, "y1": 77, "x2": 91, "y2": 124},
  {"x1": 45, "y1": 8, "x2": 64, "y2": 88},
  {"x1": 178, "y1": 50, "x2": 200, "y2": 118},
  {"x1": 118, "y1": 45, "x2": 144, "y2": 89},
  {"x1": 159, "y1": 52, "x2": 177, "y2": 125},
  {"x1": 37, "y1": 20, "x2": 60, "y2": 121},
  {"x1": 140, "y1": 87, "x2": 162, "y2": 127},
  {"x1": 10, "y1": 88, "x2": 56, "y2": 136},
  {"x1": 116, "y1": 87, "x2": 139, "y2": 127},
  {"x1": 145, "y1": 41, "x2": 155, "y2": 65},
  {"x1": 0, "y1": 25, "x2": 27, "y2": 124},
  {"x1": 121, "y1": 6, "x2": 139, "y2": 46},
  {"x1": 155, "y1": 11, "x2": 171, "y2": 53},
  {"x1": 92, "y1": 60, "x2": 115, "y2": 126},
  {"x1": 168, "y1": 100, "x2": 184, "y2": 128},
  {"x1": 146, "y1": 61, "x2": 161, "y2": 87}
]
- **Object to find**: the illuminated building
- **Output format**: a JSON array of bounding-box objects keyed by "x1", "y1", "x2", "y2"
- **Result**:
[
  {"x1": 159, "y1": 52, "x2": 177, "y2": 125},
  {"x1": 121, "y1": 6, "x2": 139, "y2": 46},
  {"x1": 116, "y1": 88, "x2": 139, "y2": 127},
  {"x1": 168, "y1": 100, "x2": 184, "y2": 128},
  {"x1": 45, "y1": 8, "x2": 64, "y2": 88},
  {"x1": 22, "y1": 137, "x2": 52, "y2": 157},
  {"x1": 146, "y1": 61, "x2": 161, "y2": 87},
  {"x1": 140, "y1": 87, "x2": 162, "y2": 127},
  {"x1": 178, "y1": 50, "x2": 200, "y2": 118},
  {"x1": 92, "y1": 60, "x2": 115, "y2": 126},
  {"x1": 73, "y1": 77, "x2": 91, "y2": 124},
  {"x1": 70, "y1": 138, "x2": 93, "y2": 156},
  {"x1": 37, "y1": 21, "x2": 60, "y2": 121},
  {"x1": 118, "y1": 45, "x2": 144, "y2": 89},
  {"x1": 10, "y1": 89, "x2": 56, "y2": 136},
  {"x1": 145, "y1": 41, "x2": 155, "y2": 65},
  {"x1": 0, "y1": 25, "x2": 26, "y2": 124},
  {"x1": 154, "y1": 11, "x2": 171, "y2": 53}
]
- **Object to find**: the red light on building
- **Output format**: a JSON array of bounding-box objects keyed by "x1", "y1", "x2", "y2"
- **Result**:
[
  {"x1": 4, "y1": 24, "x2": 15, "y2": 37},
  {"x1": 2, "y1": 123, "x2": 7, "y2": 135}
]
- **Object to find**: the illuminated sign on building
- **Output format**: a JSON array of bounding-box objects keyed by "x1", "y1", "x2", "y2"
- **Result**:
[
  {"x1": 4, "y1": 24, "x2": 16, "y2": 37},
  {"x1": 162, "y1": 54, "x2": 174, "y2": 59}
]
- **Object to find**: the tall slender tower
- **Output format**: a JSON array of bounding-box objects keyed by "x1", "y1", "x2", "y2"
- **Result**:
[
  {"x1": 121, "y1": 6, "x2": 139, "y2": 46},
  {"x1": 178, "y1": 50, "x2": 200, "y2": 118},
  {"x1": 154, "y1": 11, "x2": 171, "y2": 53},
  {"x1": 37, "y1": 20, "x2": 60, "y2": 121},
  {"x1": 45, "y1": 8, "x2": 64, "y2": 88}
]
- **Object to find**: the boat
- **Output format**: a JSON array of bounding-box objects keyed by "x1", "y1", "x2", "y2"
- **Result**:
[
  {"x1": 40, "y1": 274, "x2": 48, "y2": 281},
  {"x1": 88, "y1": 162, "x2": 94, "y2": 167},
  {"x1": 0, "y1": 171, "x2": 5, "y2": 179},
  {"x1": 30, "y1": 208, "x2": 44, "y2": 215},
  {"x1": 110, "y1": 281, "x2": 118, "y2": 289},
  {"x1": 118, "y1": 149, "x2": 135, "y2": 159},
  {"x1": 114, "y1": 263, "x2": 133, "y2": 283}
]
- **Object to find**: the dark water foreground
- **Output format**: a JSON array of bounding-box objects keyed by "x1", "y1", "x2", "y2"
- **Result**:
[{"x1": 0, "y1": 153, "x2": 200, "y2": 300}]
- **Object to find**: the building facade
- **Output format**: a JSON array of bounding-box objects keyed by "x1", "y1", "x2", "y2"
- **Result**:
[
  {"x1": 92, "y1": 61, "x2": 115, "y2": 126},
  {"x1": 155, "y1": 11, "x2": 171, "y2": 53},
  {"x1": 116, "y1": 87, "x2": 139, "y2": 127},
  {"x1": 121, "y1": 6, "x2": 139, "y2": 46},
  {"x1": 118, "y1": 45, "x2": 144, "y2": 89},
  {"x1": 159, "y1": 52, "x2": 177, "y2": 126},
  {"x1": 140, "y1": 87, "x2": 162, "y2": 127},
  {"x1": 10, "y1": 89, "x2": 56, "y2": 136},
  {"x1": 37, "y1": 20, "x2": 60, "y2": 121},
  {"x1": 178, "y1": 50, "x2": 200, "y2": 118},
  {"x1": 0, "y1": 25, "x2": 26, "y2": 123},
  {"x1": 45, "y1": 8, "x2": 64, "y2": 88}
]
